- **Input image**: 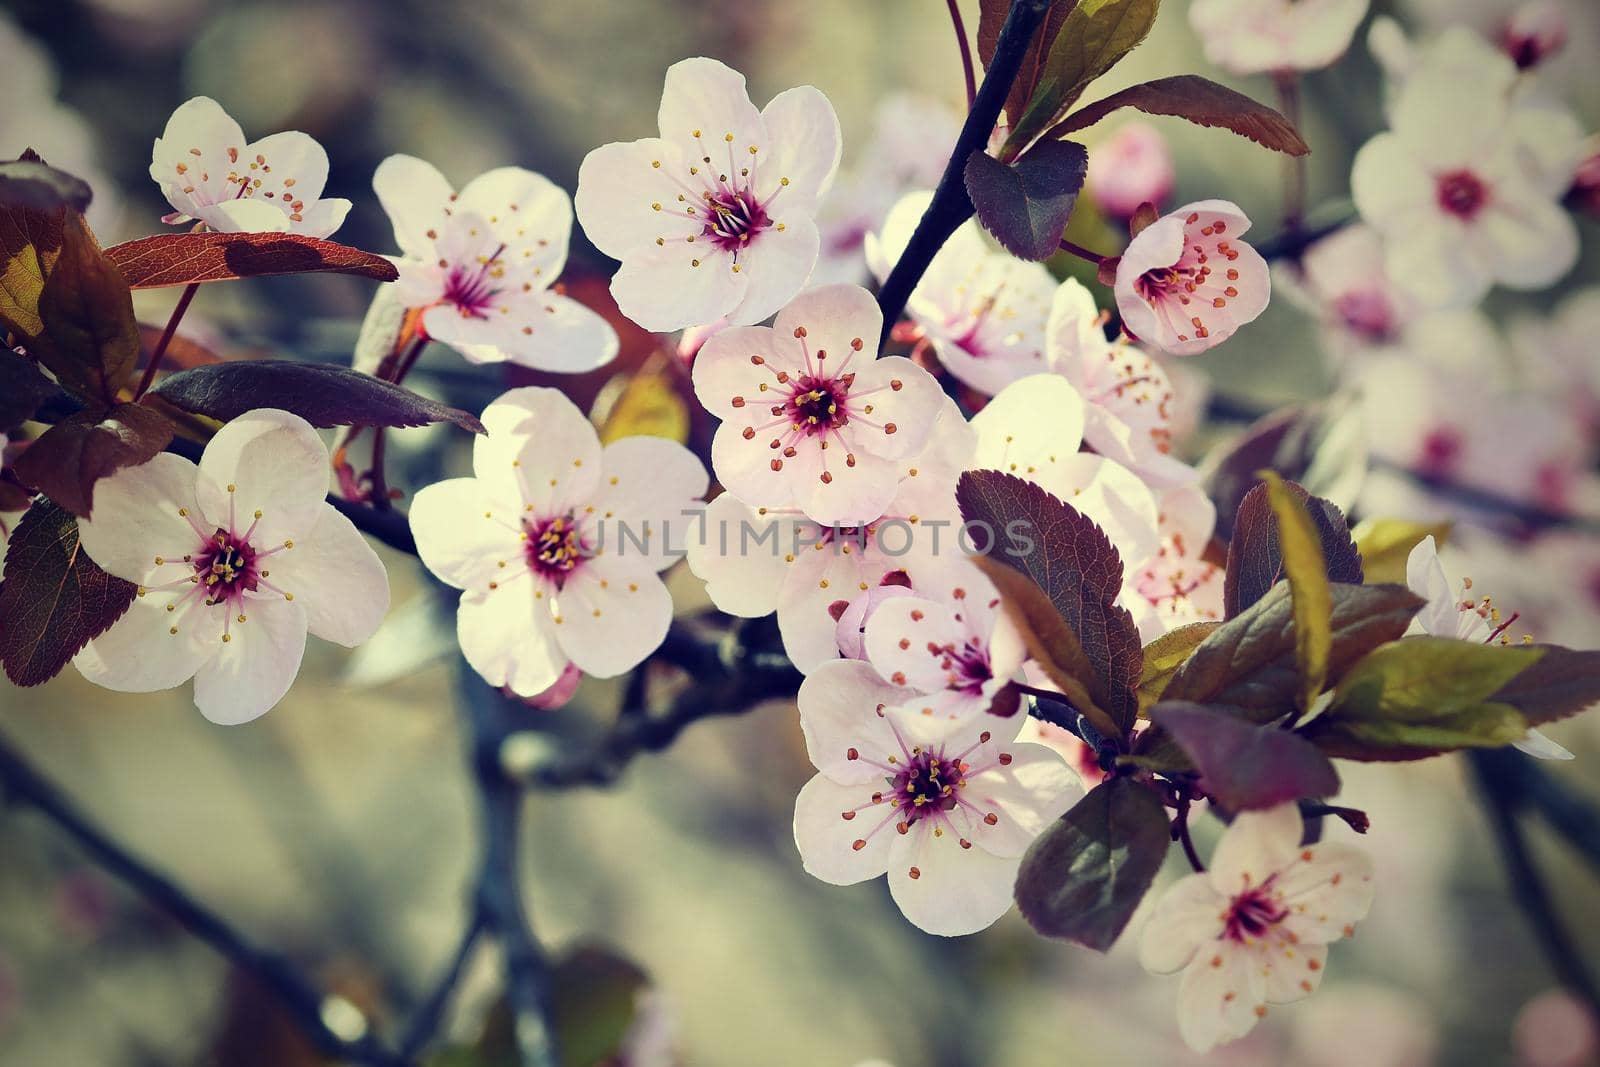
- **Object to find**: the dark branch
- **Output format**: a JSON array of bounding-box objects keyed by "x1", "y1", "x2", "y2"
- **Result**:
[
  {"x1": 0, "y1": 731, "x2": 407, "y2": 1067},
  {"x1": 874, "y1": 0, "x2": 1053, "y2": 346},
  {"x1": 398, "y1": 905, "x2": 486, "y2": 1059}
]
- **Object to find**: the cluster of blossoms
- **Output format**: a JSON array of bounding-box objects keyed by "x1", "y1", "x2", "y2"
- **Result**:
[{"x1": 14, "y1": 0, "x2": 1597, "y2": 1055}]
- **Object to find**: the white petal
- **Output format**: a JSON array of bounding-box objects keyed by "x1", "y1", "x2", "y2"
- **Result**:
[
  {"x1": 1515, "y1": 728, "x2": 1575, "y2": 760},
  {"x1": 149, "y1": 97, "x2": 246, "y2": 221},
  {"x1": 772, "y1": 283, "x2": 883, "y2": 378},
  {"x1": 269, "y1": 503, "x2": 389, "y2": 647},
  {"x1": 455, "y1": 166, "x2": 571, "y2": 276},
  {"x1": 409, "y1": 478, "x2": 525, "y2": 593},
  {"x1": 724, "y1": 215, "x2": 820, "y2": 327},
  {"x1": 683, "y1": 492, "x2": 791, "y2": 617},
  {"x1": 971, "y1": 373, "x2": 1087, "y2": 467},
  {"x1": 792, "y1": 448, "x2": 901, "y2": 527},
  {"x1": 592, "y1": 436, "x2": 708, "y2": 571},
  {"x1": 759, "y1": 84, "x2": 843, "y2": 206},
  {"x1": 797, "y1": 659, "x2": 912, "y2": 783},
  {"x1": 203, "y1": 198, "x2": 293, "y2": 234},
  {"x1": 1208, "y1": 803, "x2": 1305, "y2": 897},
  {"x1": 1350, "y1": 133, "x2": 1434, "y2": 227},
  {"x1": 839, "y1": 355, "x2": 943, "y2": 462},
  {"x1": 793, "y1": 774, "x2": 895, "y2": 885},
  {"x1": 191, "y1": 595, "x2": 309, "y2": 725},
  {"x1": 863, "y1": 595, "x2": 964, "y2": 691},
  {"x1": 1263, "y1": 941, "x2": 1327, "y2": 1004},
  {"x1": 246, "y1": 130, "x2": 331, "y2": 204},
  {"x1": 574, "y1": 137, "x2": 690, "y2": 259},
  {"x1": 886, "y1": 822, "x2": 1020, "y2": 936},
  {"x1": 612, "y1": 239, "x2": 746, "y2": 333},
  {"x1": 75, "y1": 452, "x2": 204, "y2": 585},
  {"x1": 73, "y1": 598, "x2": 214, "y2": 694},
  {"x1": 550, "y1": 556, "x2": 673, "y2": 678},
  {"x1": 656, "y1": 57, "x2": 764, "y2": 153},
  {"x1": 1404, "y1": 535, "x2": 1458, "y2": 636},
  {"x1": 962, "y1": 743, "x2": 1083, "y2": 858},
  {"x1": 373, "y1": 153, "x2": 456, "y2": 258},
  {"x1": 689, "y1": 324, "x2": 792, "y2": 420},
  {"x1": 1277, "y1": 841, "x2": 1376, "y2": 943},
  {"x1": 1175, "y1": 945, "x2": 1266, "y2": 1053},
  {"x1": 776, "y1": 535, "x2": 881, "y2": 672},
  {"x1": 1140, "y1": 874, "x2": 1226, "y2": 974},
  {"x1": 456, "y1": 585, "x2": 567, "y2": 698},
  {"x1": 473, "y1": 387, "x2": 602, "y2": 514},
  {"x1": 294, "y1": 198, "x2": 351, "y2": 240},
  {"x1": 197, "y1": 409, "x2": 330, "y2": 545}
]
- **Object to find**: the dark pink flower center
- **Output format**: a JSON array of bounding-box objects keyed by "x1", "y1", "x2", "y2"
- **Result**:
[
  {"x1": 442, "y1": 245, "x2": 508, "y2": 319},
  {"x1": 1436, "y1": 171, "x2": 1488, "y2": 220},
  {"x1": 1419, "y1": 427, "x2": 1464, "y2": 476},
  {"x1": 785, "y1": 373, "x2": 851, "y2": 433},
  {"x1": 891, "y1": 750, "x2": 967, "y2": 825},
  {"x1": 195, "y1": 530, "x2": 260, "y2": 604},
  {"x1": 523, "y1": 514, "x2": 586, "y2": 585},
  {"x1": 702, "y1": 189, "x2": 770, "y2": 254},
  {"x1": 1332, "y1": 289, "x2": 1398, "y2": 343},
  {"x1": 1223, "y1": 883, "x2": 1288, "y2": 942}
]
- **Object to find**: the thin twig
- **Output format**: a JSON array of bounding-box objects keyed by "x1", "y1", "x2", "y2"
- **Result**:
[
  {"x1": 1471, "y1": 749, "x2": 1600, "y2": 1019},
  {"x1": 134, "y1": 282, "x2": 200, "y2": 398},
  {"x1": 875, "y1": 0, "x2": 1054, "y2": 346},
  {"x1": 0, "y1": 732, "x2": 406, "y2": 1067},
  {"x1": 945, "y1": 0, "x2": 978, "y2": 107},
  {"x1": 398, "y1": 905, "x2": 487, "y2": 1059},
  {"x1": 1173, "y1": 788, "x2": 1206, "y2": 873}
]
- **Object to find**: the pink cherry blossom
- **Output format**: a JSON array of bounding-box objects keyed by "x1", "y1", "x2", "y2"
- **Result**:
[
  {"x1": 1188, "y1": 0, "x2": 1371, "y2": 74},
  {"x1": 684, "y1": 397, "x2": 975, "y2": 672},
  {"x1": 867, "y1": 191, "x2": 1057, "y2": 395},
  {"x1": 1278, "y1": 224, "x2": 1422, "y2": 366},
  {"x1": 1084, "y1": 122, "x2": 1174, "y2": 219},
  {"x1": 1510, "y1": 287, "x2": 1600, "y2": 445},
  {"x1": 374, "y1": 154, "x2": 619, "y2": 373},
  {"x1": 149, "y1": 96, "x2": 350, "y2": 237},
  {"x1": 1133, "y1": 486, "x2": 1225, "y2": 635},
  {"x1": 692, "y1": 283, "x2": 943, "y2": 525},
  {"x1": 1500, "y1": 1, "x2": 1569, "y2": 68},
  {"x1": 409, "y1": 387, "x2": 708, "y2": 698},
  {"x1": 575, "y1": 57, "x2": 841, "y2": 332},
  {"x1": 1045, "y1": 278, "x2": 1199, "y2": 488},
  {"x1": 1113, "y1": 200, "x2": 1270, "y2": 357},
  {"x1": 73, "y1": 410, "x2": 390, "y2": 725},
  {"x1": 1139, "y1": 803, "x2": 1375, "y2": 1053},
  {"x1": 793, "y1": 659, "x2": 1082, "y2": 936}
]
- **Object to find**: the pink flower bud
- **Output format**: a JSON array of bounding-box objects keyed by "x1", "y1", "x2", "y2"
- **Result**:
[
  {"x1": 1085, "y1": 123, "x2": 1174, "y2": 219},
  {"x1": 521, "y1": 660, "x2": 584, "y2": 710},
  {"x1": 1500, "y1": 1, "x2": 1567, "y2": 69},
  {"x1": 833, "y1": 579, "x2": 914, "y2": 661},
  {"x1": 1515, "y1": 990, "x2": 1599, "y2": 1067},
  {"x1": 677, "y1": 316, "x2": 730, "y2": 367}
]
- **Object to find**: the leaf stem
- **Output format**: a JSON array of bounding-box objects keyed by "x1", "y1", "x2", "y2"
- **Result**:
[
  {"x1": 1173, "y1": 788, "x2": 1207, "y2": 873},
  {"x1": 875, "y1": 0, "x2": 1054, "y2": 346},
  {"x1": 1273, "y1": 72, "x2": 1306, "y2": 241},
  {"x1": 133, "y1": 281, "x2": 199, "y2": 398},
  {"x1": 1058, "y1": 237, "x2": 1108, "y2": 266},
  {"x1": 946, "y1": 0, "x2": 978, "y2": 108}
]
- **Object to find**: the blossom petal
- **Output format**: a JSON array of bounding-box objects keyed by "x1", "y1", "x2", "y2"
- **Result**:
[
  {"x1": 410, "y1": 478, "x2": 525, "y2": 593},
  {"x1": 793, "y1": 773, "x2": 895, "y2": 885},
  {"x1": 1208, "y1": 803, "x2": 1306, "y2": 897},
  {"x1": 551, "y1": 556, "x2": 672, "y2": 678},
  {"x1": 593, "y1": 436, "x2": 708, "y2": 571},
  {"x1": 456, "y1": 585, "x2": 567, "y2": 698},
  {"x1": 74, "y1": 598, "x2": 215, "y2": 694},
  {"x1": 1263, "y1": 942, "x2": 1327, "y2": 1005},
  {"x1": 758, "y1": 85, "x2": 842, "y2": 206},
  {"x1": 792, "y1": 447, "x2": 901, "y2": 526},
  {"x1": 191, "y1": 595, "x2": 309, "y2": 725},
  {"x1": 75, "y1": 453, "x2": 205, "y2": 585},
  {"x1": 474, "y1": 387, "x2": 603, "y2": 515},
  {"x1": 1404, "y1": 535, "x2": 1458, "y2": 636},
  {"x1": 197, "y1": 409, "x2": 330, "y2": 545},
  {"x1": 690, "y1": 324, "x2": 793, "y2": 421},
  {"x1": 886, "y1": 822, "x2": 1020, "y2": 936},
  {"x1": 725, "y1": 214, "x2": 820, "y2": 327},
  {"x1": 1515, "y1": 728, "x2": 1575, "y2": 761},
  {"x1": 656, "y1": 57, "x2": 765, "y2": 152},
  {"x1": 612, "y1": 239, "x2": 746, "y2": 333},
  {"x1": 772, "y1": 283, "x2": 882, "y2": 384},
  {"x1": 962, "y1": 742, "x2": 1082, "y2": 857},
  {"x1": 778, "y1": 538, "x2": 881, "y2": 672},
  {"x1": 863, "y1": 595, "x2": 965, "y2": 691},
  {"x1": 269, "y1": 503, "x2": 389, "y2": 647},
  {"x1": 204, "y1": 198, "x2": 294, "y2": 234},
  {"x1": 971, "y1": 373, "x2": 1088, "y2": 468},
  {"x1": 373, "y1": 153, "x2": 455, "y2": 258},
  {"x1": 1175, "y1": 945, "x2": 1266, "y2": 1053},
  {"x1": 456, "y1": 166, "x2": 571, "y2": 276},
  {"x1": 574, "y1": 137, "x2": 693, "y2": 260},
  {"x1": 684, "y1": 492, "x2": 791, "y2": 618},
  {"x1": 797, "y1": 659, "x2": 913, "y2": 783},
  {"x1": 839, "y1": 355, "x2": 942, "y2": 461},
  {"x1": 1276, "y1": 841, "x2": 1375, "y2": 943},
  {"x1": 1140, "y1": 873, "x2": 1226, "y2": 975},
  {"x1": 149, "y1": 96, "x2": 246, "y2": 222}
]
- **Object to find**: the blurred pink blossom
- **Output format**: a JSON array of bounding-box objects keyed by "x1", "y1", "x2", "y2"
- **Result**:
[{"x1": 1085, "y1": 122, "x2": 1173, "y2": 219}]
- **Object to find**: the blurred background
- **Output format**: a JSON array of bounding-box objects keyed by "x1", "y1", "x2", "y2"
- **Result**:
[{"x1": 2, "y1": 0, "x2": 1599, "y2": 1064}]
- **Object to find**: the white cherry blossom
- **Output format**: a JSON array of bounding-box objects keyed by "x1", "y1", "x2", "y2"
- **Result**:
[
  {"x1": 1133, "y1": 485, "x2": 1225, "y2": 636},
  {"x1": 1277, "y1": 223, "x2": 1423, "y2": 367},
  {"x1": 1405, "y1": 536, "x2": 1572, "y2": 760},
  {"x1": 692, "y1": 283, "x2": 943, "y2": 525},
  {"x1": 1140, "y1": 803, "x2": 1375, "y2": 1053},
  {"x1": 684, "y1": 398, "x2": 975, "y2": 672},
  {"x1": 1113, "y1": 200, "x2": 1270, "y2": 356},
  {"x1": 793, "y1": 658, "x2": 1082, "y2": 936},
  {"x1": 72, "y1": 411, "x2": 389, "y2": 725},
  {"x1": 867, "y1": 191, "x2": 1057, "y2": 396},
  {"x1": 575, "y1": 57, "x2": 841, "y2": 332},
  {"x1": 374, "y1": 154, "x2": 618, "y2": 373},
  {"x1": 1188, "y1": 0, "x2": 1371, "y2": 75},
  {"x1": 149, "y1": 96, "x2": 350, "y2": 237},
  {"x1": 1045, "y1": 278, "x2": 1198, "y2": 488},
  {"x1": 409, "y1": 387, "x2": 707, "y2": 698}
]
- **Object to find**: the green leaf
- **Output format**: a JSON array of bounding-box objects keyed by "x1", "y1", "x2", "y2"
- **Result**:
[
  {"x1": 10, "y1": 403, "x2": 174, "y2": 518},
  {"x1": 1014, "y1": 776, "x2": 1170, "y2": 950},
  {"x1": 0, "y1": 497, "x2": 137, "y2": 686},
  {"x1": 1150, "y1": 701, "x2": 1340, "y2": 809},
  {"x1": 0, "y1": 189, "x2": 67, "y2": 342},
  {"x1": 1303, "y1": 637, "x2": 1544, "y2": 761},
  {"x1": 977, "y1": 0, "x2": 1076, "y2": 131},
  {"x1": 963, "y1": 140, "x2": 1089, "y2": 261},
  {"x1": 1491, "y1": 645, "x2": 1600, "y2": 727},
  {"x1": 1005, "y1": 0, "x2": 1162, "y2": 153},
  {"x1": 1050, "y1": 75, "x2": 1310, "y2": 154},
  {"x1": 1259, "y1": 472, "x2": 1332, "y2": 709},
  {"x1": 1352, "y1": 517, "x2": 1452, "y2": 586},
  {"x1": 34, "y1": 212, "x2": 139, "y2": 404},
  {"x1": 1163, "y1": 582, "x2": 1423, "y2": 717},
  {"x1": 1136, "y1": 621, "x2": 1219, "y2": 715},
  {"x1": 957, "y1": 469, "x2": 1143, "y2": 738}
]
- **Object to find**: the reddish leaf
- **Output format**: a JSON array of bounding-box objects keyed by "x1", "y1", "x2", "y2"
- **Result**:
[
  {"x1": 1054, "y1": 75, "x2": 1310, "y2": 155},
  {"x1": 0, "y1": 348, "x2": 62, "y2": 431},
  {"x1": 149, "y1": 360, "x2": 484, "y2": 433},
  {"x1": 964, "y1": 140, "x2": 1089, "y2": 260},
  {"x1": 34, "y1": 213, "x2": 140, "y2": 404},
  {"x1": 11, "y1": 403, "x2": 174, "y2": 517},
  {"x1": 105, "y1": 232, "x2": 399, "y2": 289},
  {"x1": 0, "y1": 497, "x2": 137, "y2": 686},
  {"x1": 1224, "y1": 479, "x2": 1362, "y2": 617},
  {"x1": 0, "y1": 175, "x2": 67, "y2": 341},
  {"x1": 1487, "y1": 645, "x2": 1600, "y2": 727},
  {"x1": 957, "y1": 469, "x2": 1142, "y2": 736},
  {"x1": 1015, "y1": 777, "x2": 1169, "y2": 950},
  {"x1": 1150, "y1": 701, "x2": 1340, "y2": 810},
  {"x1": 0, "y1": 155, "x2": 92, "y2": 216},
  {"x1": 978, "y1": 0, "x2": 1075, "y2": 130}
]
